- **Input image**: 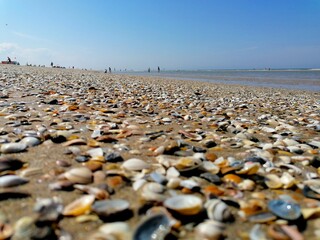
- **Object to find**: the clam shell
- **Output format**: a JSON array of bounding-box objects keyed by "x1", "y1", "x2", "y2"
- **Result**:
[
  {"x1": 164, "y1": 195, "x2": 202, "y2": 215},
  {"x1": 20, "y1": 137, "x2": 41, "y2": 147},
  {"x1": 205, "y1": 199, "x2": 233, "y2": 222},
  {"x1": 63, "y1": 195, "x2": 95, "y2": 216},
  {"x1": 99, "y1": 222, "x2": 131, "y2": 239},
  {"x1": 92, "y1": 199, "x2": 130, "y2": 217},
  {"x1": 64, "y1": 167, "x2": 93, "y2": 184},
  {"x1": 268, "y1": 199, "x2": 301, "y2": 220},
  {"x1": 0, "y1": 157, "x2": 25, "y2": 171},
  {"x1": 141, "y1": 182, "x2": 166, "y2": 202},
  {"x1": 0, "y1": 175, "x2": 29, "y2": 187},
  {"x1": 133, "y1": 214, "x2": 171, "y2": 240},
  {"x1": 195, "y1": 220, "x2": 225, "y2": 240},
  {"x1": 122, "y1": 158, "x2": 150, "y2": 171},
  {"x1": 0, "y1": 142, "x2": 27, "y2": 153},
  {"x1": 265, "y1": 174, "x2": 283, "y2": 189}
]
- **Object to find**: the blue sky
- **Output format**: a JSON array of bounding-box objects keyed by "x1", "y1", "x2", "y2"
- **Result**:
[{"x1": 1, "y1": 0, "x2": 320, "y2": 70}]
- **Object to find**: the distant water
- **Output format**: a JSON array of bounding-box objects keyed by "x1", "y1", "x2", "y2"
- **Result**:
[{"x1": 117, "y1": 69, "x2": 320, "y2": 92}]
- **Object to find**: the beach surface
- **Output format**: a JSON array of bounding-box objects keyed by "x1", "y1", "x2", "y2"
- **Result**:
[{"x1": 0, "y1": 65, "x2": 319, "y2": 239}]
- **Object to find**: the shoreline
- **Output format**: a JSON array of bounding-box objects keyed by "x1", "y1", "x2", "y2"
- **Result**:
[{"x1": 0, "y1": 65, "x2": 319, "y2": 239}]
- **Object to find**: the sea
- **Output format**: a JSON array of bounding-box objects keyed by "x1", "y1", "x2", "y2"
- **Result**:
[{"x1": 117, "y1": 69, "x2": 320, "y2": 92}]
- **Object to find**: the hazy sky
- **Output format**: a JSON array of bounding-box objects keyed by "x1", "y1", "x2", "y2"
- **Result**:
[{"x1": 1, "y1": 0, "x2": 320, "y2": 70}]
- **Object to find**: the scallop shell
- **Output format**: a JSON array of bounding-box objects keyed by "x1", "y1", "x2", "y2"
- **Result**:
[
  {"x1": 64, "y1": 167, "x2": 93, "y2": 184},
  {"x1": 63, "y1": 195, "x2": 95, "y2": 216},
  {"x1": 164, "y1": 195, "x2": 202, "y2": 215}
]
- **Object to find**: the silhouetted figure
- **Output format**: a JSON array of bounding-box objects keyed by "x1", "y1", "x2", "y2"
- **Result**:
[
  {"x1": 109, "y1": 67, "x2": 112, "y2": 73},
  {"x1": 7, "y1": 57, "x2": 11, "y2": 63},
  {"x1": 51, "y1": 62, "x2": 53, "y2": 67},
  {"x1": 148, "y1": 68, "x2": 150, "y2": 73},
  {"x1": 158, "y1": 66, "x2": 160, "y2": 72}
]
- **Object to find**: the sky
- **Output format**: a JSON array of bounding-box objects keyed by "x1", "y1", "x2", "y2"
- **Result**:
[{"x1": 1, "y1": 0, "x2": 320, "y2": 71}]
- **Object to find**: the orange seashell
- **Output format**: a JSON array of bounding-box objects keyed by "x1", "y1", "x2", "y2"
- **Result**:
[
  {"x1": 63, "y1": 195, "x2": 95, "y2": 216},
  {"x1": 83, "y1": 161, "x2": 103, "y2": 171},
  {"x1": 222, "y1": 174, "x2": 242, "y2": 184},
  {"x1": 87, "y1": 139, "x2": 101, "y2": 147},
  {"x1": 181, "y1": 187, "x2": 193, "y2": 194},
  {"x1": 205, "y1": 152, "x2": 218, "y2": 162},
  {"x1": 203, "y1": 185, "x2": 224, "y2": 196},
  {"x1": 107, "y1": 176, "x2": 124, "y2": 188}
]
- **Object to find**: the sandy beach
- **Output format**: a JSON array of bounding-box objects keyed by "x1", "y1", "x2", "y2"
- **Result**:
[{"x1": 0, "y1": 65, "x2": 320, "y2": 239}]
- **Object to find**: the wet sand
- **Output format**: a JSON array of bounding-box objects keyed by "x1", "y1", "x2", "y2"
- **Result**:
[{"x1": 0, "y1": 65, "x2": 320, "y2": 239}]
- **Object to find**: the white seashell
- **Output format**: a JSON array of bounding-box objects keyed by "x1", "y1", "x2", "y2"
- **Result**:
[
  {"x1": 304, "y1": 179, "x2": 320, "y2": 194},
  {"x1": 166, "y1": 167, "x2": 180, "y2": 178},
  {"x1": 1, "y1": 142, "x2": 28, "y2": 153},
  {"x1": 200, "y1": 161, "x2": 220, "y2": 174},
  {"x1": 122, "y1": 158, "x2": 150, "y2": 171},
  {"x1": 261, "y1": 127, "x2": 276, "y2": 133},
  {"x1": 205, "y1": 199, "x2": 232, "y2": 222},
  {"x1": 164, "y1": 195, "x2": 202, "y2": 215},
  {"x1": 20, "y1": 137, "x2": 41, "y2": 147},
  {"x1": 133, "y1": 179, "x2": 147, "y2": 191},
  {"x1": 0, "y1": 175, "x2": 29, "y2": 187},
  {"x1": 64, "y1": 167, "x2": 93, "y2": 184},
  {"x1": 265, "y1": 174, "x2": 283, "y2": 189},
  {"x1": 87, "y1": 148, "x2": 104, "y2": 158},
  {"x1": 238, "y1": 179, "x2": 256, "y2": 191},
  {"x1": 283, "y1": 138, "x2": 300, "y2": 146},
  {"x1": 195, "y1": 220, "x2": 225, "y2": 240},
  {"x1": 141, "y1": 182, "x2": 165, "y2": 202},
  {"x1": 280, "y1": 172, "x2": 295, "y2": 189},
  {"x1": 166, "y1": 178, "x2": 181, "y2": 189},
  {"x1": 180, "y1": 179, "x2": 199, "y2": 190},
  {"x1": 99, "y1": 222, "x2": 131, "y2": 239}
]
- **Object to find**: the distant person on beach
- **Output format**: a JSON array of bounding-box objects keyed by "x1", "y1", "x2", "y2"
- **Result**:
[
  {"x1": 7, "y1": 57, "x2": 11, "y2": 63},
  {"x1": 148, "y1": 68, "x2": 150, "y2": 73},
  {"x1": 109, "y1": 67, "x2": 112, "y2": 73},
  {"x1": 158, "y1": 66, "x2": 160, "y2": 72}
]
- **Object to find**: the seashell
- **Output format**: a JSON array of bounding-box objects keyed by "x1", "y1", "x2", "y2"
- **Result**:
[
  {"x1": 280, "y1": 172, "x2": 295, "y2": 189},
  {"x1": 19, "y1": 167, "x2": 43, "y2": 178},
  {"x1": 222, "y1": 174, "x2": 242, "y2": 184},
  {"x1": 0, "y1": 221, "x2": 13, "y2": 239},
  {"x1": 179, "y1": 130, "x2": 203, "y2": 141},
  {"x1": 150, "y1": 172, "x2": 167, "y2": 185},
  {"x1": 133, "y1": 214, "x2": 171, "y2": 240},
  {"x1": 0, "y1": 142, "x2": 27, "y2": 153},
  {"x1": 166, "y1": 167, "x2": 180, "y2": 178},
  {"x1": 64, "y1": 167, "x2": 93, "y2": 184},
  {"x1": 164, "y1": 195, "x2": 202, "y2": 215},
  {"x1": 49, "y1": 180, "x2": 74, "y2": 191},
  {"x1": 92, "y1": 199, "x2": 130, "y2": 217},
  {"x1": 174, "y1": 157, "x2": 202, "y2": 172},
  {"x1": 122, "y1": 158, "x2": 150, "y2": 171},
  {"x1": 166, "y1": 178, "x2": 181, "y2": 189},
  {"x1": 63, "y1": 195, "x2": 95, "y2": 216},
  {"x1": 268, "y1": 199, "x2": 301, "y2": 220},
  {"x1": 235, "y1": 162, "x2": 260, "y2": 175},
  {"x1": 304, "y1": 179, "x2": 320, "y2": 194},
  {"x1": 133, "y1": 179, "x2": 147, "y2": 191},
  {"x1": 34, "y1": 197, "x2": 63, "y2": 222},
  {"x1": 301, "y1": 207, "x2": 320, "y2": 219},
  {"x1": 0, "y1": 175, "x2": 29, "y2": 187},
  {"x1": 265, "y1": 174, "x2": 283, "y2": 189},
  {"x1": 205, "y1": 199, "x2": 233, "y2": 222},
  {"x1": 87, "y1": 147, "x2": 104, "y2": 158},
  {"x1": 238, "y1": 179, "x2": 256, "y2": 191},
  {"x1": 99, "y1": 222, "x2": 131, "y2": 240},
  {"x1": 0, "y1": 157, "x2": 25, "y2": 172},
  {"x1": 141, "y1": 182, "x2": 166, "y2": 202},
  {"x1": 74, "y1": 184, "x2": 109, "y2": 200},
  {"x1": 195, "y1": 220, "x2": 225, "y2": 240},
  {"x1": 248, "y1": 212, "x2": 277, "y2": 223},
  {"x1": 180, "y1": 179, "x2": 200, "y2": 190},
  {"x1": 249, "y1": 224, "x2": 267, "y2": 240},
  {"x1": 62, "y1": 138, "x2": 87, "y2": 146},
  {"x1": 20, "y1": 137, "x2": 41, "y2": 147},
  {"x1": 200, "y1": 161, "x2": 220, "y2": 174}
]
